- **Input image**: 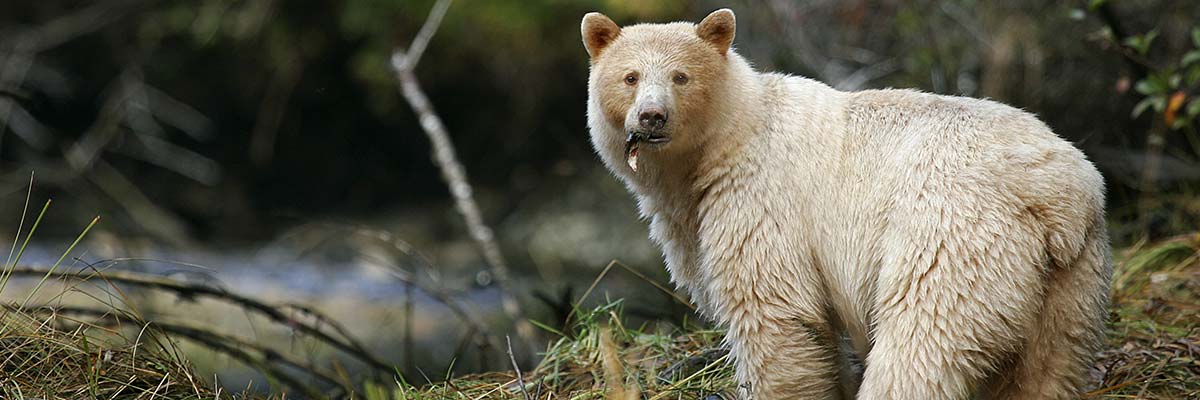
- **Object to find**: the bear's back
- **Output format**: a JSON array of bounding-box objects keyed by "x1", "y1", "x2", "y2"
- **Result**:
[
  {"x1": 834, "y1": 88, "x2": 1103, "y2": 259},
  {"x1": 834, "y1": 88, "x2": 1091, "y2": 188}
]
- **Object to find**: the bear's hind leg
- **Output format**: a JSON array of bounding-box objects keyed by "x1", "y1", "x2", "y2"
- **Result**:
[
  {"x1": 984, "y1": 229, "x2": 1110, "y2": 399},
  {"x1": 858, "y1": 214, "x2": 1046, "y2": 400}
]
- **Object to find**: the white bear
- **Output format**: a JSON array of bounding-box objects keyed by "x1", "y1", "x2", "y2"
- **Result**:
[{"x1": 582, "y1": 8, "x2": 1111, "y2": 400}]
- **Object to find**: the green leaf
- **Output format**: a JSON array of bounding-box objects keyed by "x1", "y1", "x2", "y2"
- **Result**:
[
  {"x1": 1187, "y1": 64, "x2": 1200, "y2": 86},
  {"x1": 1149, "y1": 73, "x2": 1171, "y2": 92},
  {"x1": 1169, "y1": 73, "x2": 1181, "y2": 89},
  {"x1": 1187, "y1": 98, "x2": 1200, "y2": 118},
  {"x1": 1134, "y1": 79, "x2": 1157, "y2": 95},
  {"x1": 1068, "y1": 9, "x2": 1086, "y2": 21},
  {"x1": 1192, "y1": 28, "x2": 1200, "y2": 48},
  {"x1": 1183, "y1": 50, "x2": 1200, "y2": 67},
  {"x1": 1132, "y1": 98, "x2": 1155, "y2": 117},
  {"x1": 1124, "y1": 29, "x2": 1160, "y2": 56},
  {"x1": 1123, "y1": 36, "x2": 1139, "y2": 51},
  {"x1": 1152, "y1": 96, "x2": 1167, "y2": 112},
  {"x1": 1170, "y1": 118, "x2": 1188, "y2": 130},
  {"x1": 1087, "y1": 0, "x2": 1108, "y2": 11}
]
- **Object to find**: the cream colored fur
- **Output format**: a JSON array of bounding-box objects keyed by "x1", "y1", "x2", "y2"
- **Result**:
[{"x1": 582, "y1": 9, "x2": 1111, "y2": 400}]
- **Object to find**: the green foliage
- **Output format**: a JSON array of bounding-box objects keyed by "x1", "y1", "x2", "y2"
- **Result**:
[
  {"x1": 1123, "y1": 29, "x2": 1158, "y2": 55},
  {"x1": 1122, "y1": 23, "x2": 1200, "y2": 130}
]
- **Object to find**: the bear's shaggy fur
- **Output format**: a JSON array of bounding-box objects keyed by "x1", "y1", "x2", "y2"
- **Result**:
[{"x1": 582, "y1": 9, "x2": 1111, "y2": 400}]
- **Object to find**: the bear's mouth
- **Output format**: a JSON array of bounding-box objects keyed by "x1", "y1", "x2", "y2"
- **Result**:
[{"x1": 624, "y1": 131, "x2": 671, "y2": 172}]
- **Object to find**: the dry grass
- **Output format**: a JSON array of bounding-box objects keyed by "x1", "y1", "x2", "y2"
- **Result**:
[
  {"x1": 0, "y1": 307, "x2": 214, "y2": 399},
  {"x1": 1089, "y1": 234, "x2": 1200, "y2": 399},
  {"x1": 2, "y1": 235, "x2": 1197, "y2": 399}
]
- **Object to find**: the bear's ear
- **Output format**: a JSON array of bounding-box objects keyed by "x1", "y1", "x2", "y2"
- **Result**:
[
  {"x1": 696, "y1": 8, "x2": 736, "y2": 56},
  {"x1": 581, "y1": 12, "x2": 621, "y2": 60}
]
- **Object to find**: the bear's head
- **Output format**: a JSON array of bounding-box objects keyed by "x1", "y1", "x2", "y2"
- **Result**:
[{"x1": 582, "y1": 9, "x2": 737, "y2": 174}]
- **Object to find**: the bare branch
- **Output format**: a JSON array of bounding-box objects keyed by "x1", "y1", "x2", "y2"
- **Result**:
[
  {"x1": 1, "y1": 0, "x2": 147, "y2": 53},
  {"x1": 0, "y1": 97, "x2": 54, "y2": 149},
  {"x1": 63, "y1": 71, "x2": 131, "y2": 171},
  {"x1": 87, "y1": 160, "x2": 193, "y2": 246},
  {"x1": 142, "y1": 83, "x2": 213, "y2": 141},
  {"x1": 388, "y1": 0, "x2": 535, "y2": 350},
  {"x1": 393, "y1": 0, "x2": 453, "y2": 71},
  {"x1": 116, "y1": 134, "x2": 221, "y2": 185}
]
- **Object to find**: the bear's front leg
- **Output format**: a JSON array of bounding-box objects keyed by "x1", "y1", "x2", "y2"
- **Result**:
[
  {"x1": 697, "y1": 206, "x2": 843, "y2": 399},
  {"x1": 724, "y1": 311, "x2": 844, "y2": 399}
]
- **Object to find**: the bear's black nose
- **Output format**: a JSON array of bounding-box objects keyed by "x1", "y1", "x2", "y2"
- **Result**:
[{"x1": 638, "y1": 106, "x2": 668, "y2": 131}]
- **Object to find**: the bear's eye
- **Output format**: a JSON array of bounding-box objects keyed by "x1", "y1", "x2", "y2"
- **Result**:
[
  {"x1": 624, "y1": 73, "x2": 638, "y2": 86},
  {"x1": 673, "y1": 73, "x2": 689, "y2": 85}
]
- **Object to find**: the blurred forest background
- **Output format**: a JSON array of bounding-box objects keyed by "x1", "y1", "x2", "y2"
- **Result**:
[{"x1": 1, "y1": 0, "x2": 1198, "y2": 395}]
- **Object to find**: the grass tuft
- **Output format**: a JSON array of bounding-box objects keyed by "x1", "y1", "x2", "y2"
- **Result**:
[
  {"x1": 0, "y1": 305, "x2": 213, "y2": 399},
  {"x1": 1090, "y1": 234, "x2": 1200, "y2": 399}
]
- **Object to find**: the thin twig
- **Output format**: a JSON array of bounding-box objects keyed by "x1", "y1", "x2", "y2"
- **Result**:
[
  {"x1": 388, "y1": 0, "x2": 534, "y2": 348},
  {"x1": 564, "y1": 260, "x2": 617, "y2": 332},
  {"x1": 507, "y1": 335, "x2": 532, "y2": 400},
  {"x1": 394, "y1": 0, "x2": 453, "y2": 72},
  {"x1": 612, "y1": 260, "x2": 695, "y2": 311},
  {"x1": 563, "y1": 260, "x2": 696, "y2": 332}
]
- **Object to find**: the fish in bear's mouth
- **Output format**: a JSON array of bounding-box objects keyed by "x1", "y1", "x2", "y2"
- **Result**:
[{"x1": 624, "y1": 131, "x2": 671, "y2": 172}]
